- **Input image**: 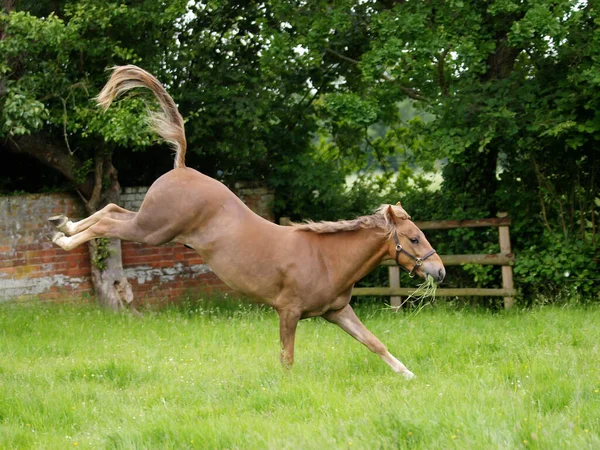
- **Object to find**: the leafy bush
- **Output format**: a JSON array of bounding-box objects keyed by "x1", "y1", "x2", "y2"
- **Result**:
[{"x1": 515, "y1": 234, "x2": 599, "y2": 302}]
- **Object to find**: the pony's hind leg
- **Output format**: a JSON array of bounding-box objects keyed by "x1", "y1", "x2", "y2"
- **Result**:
[
  {"x1": 51, "y1": 216, "x2": 148, "y2": 251},
  {"x1": 49, "y1": 203, "x2": 136, "y2": 236},
  {"x1": 323, "y1": 304, "x2": 415, "y2": 379}
]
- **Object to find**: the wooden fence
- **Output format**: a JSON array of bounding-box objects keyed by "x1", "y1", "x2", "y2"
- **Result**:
[{"x1": 351, "y1": 213, "x2": 517, "y2": 309}]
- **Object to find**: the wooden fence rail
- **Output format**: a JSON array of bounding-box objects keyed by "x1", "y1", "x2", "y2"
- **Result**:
[{"x1": 351, "y1": 213, "x2": 517, "y2": 309}]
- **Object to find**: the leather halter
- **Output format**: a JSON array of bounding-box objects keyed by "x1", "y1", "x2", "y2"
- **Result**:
[{"x1": 393, "y1": 231, "x2": 437, "y2": 278}]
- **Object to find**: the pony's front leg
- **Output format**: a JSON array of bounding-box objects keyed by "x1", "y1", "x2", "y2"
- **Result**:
[
  {"x1": 276, "y1": 307, "x2": 302, "y2": 369},
  {"x1": 323, "y1": 305, "x2": 415, "y2": 379},
  {"x1": 49, "y1": 203, "x2": 136, "y2": 236}
]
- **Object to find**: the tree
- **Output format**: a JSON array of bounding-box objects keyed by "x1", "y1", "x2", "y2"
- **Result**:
[
  {"x1": 257, "y1": 0, "x2": 599, "y2": 296},
  {"x1": 0, "y1": 0, "x2": 187, "y2": 309},
  {"x1": 166, "y1": 0, "x2": 348, "y2": 219}
]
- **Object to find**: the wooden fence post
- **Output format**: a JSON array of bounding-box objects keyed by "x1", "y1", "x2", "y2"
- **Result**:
[
  {"x1": 498, "y1": 212, "x2": 515, "y2": 309},
  {"x1": 388, "y1": 266, "x2": 401, "y2": 308}
]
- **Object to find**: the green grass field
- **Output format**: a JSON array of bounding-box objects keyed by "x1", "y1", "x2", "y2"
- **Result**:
[{"x1": 1, "y1": 299, "x2": 599, "y2": 449}]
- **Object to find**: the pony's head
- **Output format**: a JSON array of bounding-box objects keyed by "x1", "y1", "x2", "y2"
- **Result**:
[{"x1": 380, "y1": 203, "x2": 445, "y2": 283}]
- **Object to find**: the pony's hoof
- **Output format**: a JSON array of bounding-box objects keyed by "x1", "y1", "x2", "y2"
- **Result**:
[
  {"x1": 402, "y1": 370, "x2": 416, "y2": 380},
  {"x1": 48, "y1": 215, "x2": 68, "y2": 228},
  {"x1": 48, "y1": 231, "x2": 65, "y2": 244}
]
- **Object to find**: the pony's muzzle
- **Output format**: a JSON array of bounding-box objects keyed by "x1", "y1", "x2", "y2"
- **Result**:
[{"x1": 422, "y1": 262, "x2": 445, "y2": 283}]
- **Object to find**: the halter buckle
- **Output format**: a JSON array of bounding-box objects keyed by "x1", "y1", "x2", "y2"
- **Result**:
[
  {"x1": 415, "y1": 258, "x2": 423, "y2": 266},
  {"x1": 396, "y1": 244, "x2": 402, "y2": 252}
]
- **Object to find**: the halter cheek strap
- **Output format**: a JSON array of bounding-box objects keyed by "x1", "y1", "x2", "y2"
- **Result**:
[{"x1": 393, "y1": 232, "x2": 437, "y2": 278}]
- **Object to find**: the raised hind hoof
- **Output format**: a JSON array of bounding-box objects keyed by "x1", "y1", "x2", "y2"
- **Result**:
[
  {"x1": 48, "y1": 215, "x2": 68, "y2": 228},
  {"x1": 48, "y1": 231, "x2": 65, "y2": 246},
  {"x1": 48, "y1": 215, "x2": 74, "y2": 235}
]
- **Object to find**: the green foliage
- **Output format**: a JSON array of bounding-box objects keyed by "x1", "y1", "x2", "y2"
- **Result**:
[
  {"x1": 164, "y1": 0, "x2": 321, "y2": 184},
  {"x1": 73, "y1": 158, "x2": 93, "y2": 185},
  {"x1": 0, "y1": 1, "x2": 187, "y2": 159},
  {"x1": 1, "y1": 85, "x2": 48, "y2": 136},
  {"x1": 516, "y1": 236, "x2": 598, "y2": 300},
  {"x1": 91, "y1": 237, "x2": 112, "y2": 270}
]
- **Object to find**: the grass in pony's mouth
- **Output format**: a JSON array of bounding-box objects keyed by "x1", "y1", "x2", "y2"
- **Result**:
[
  {"x1": 390, "y1": 274, "x2": 437, "y2": 312},
  {"x1": 406, "y1": 274, "x2": 438, "y2": 303}
]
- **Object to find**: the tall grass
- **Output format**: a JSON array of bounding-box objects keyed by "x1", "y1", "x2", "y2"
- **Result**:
[{"x1": 0, "y1": 299, "x2": 599, "y2": 449}]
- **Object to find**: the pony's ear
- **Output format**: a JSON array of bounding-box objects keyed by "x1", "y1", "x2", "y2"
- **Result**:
[
  {"x1": 386, "y1": 205, "x2": 399, "y2": 224},
  {"x1": 388, "y1": 203, "x2": 411, "y2": 221}
]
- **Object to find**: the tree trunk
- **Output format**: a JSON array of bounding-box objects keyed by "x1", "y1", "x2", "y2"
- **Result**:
[
  {"x1": 83, "y1": 153, "x2": 135, "y2": 311},
  {"x1": 87, "y1": 237, "x2": 134, "y2": 310}
]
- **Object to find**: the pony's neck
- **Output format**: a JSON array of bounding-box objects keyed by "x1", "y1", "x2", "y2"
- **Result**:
[{"x1": 318, "y1": 227, "x2": 389, "y2": 292}]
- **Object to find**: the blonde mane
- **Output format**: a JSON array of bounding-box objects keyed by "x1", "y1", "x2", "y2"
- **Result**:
[{"x1": 292, "y1": 204, "x2": 411, "y2": 238}]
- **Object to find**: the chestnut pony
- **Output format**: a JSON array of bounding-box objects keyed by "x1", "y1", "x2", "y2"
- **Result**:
[{"x1": 49, "y1": 66, "x2": 445, "y2": 378}]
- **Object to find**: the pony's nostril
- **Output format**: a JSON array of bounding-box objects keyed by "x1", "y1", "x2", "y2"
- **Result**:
[{"x1": 437, "y1": 268, "x2": 446, "y2": 283}]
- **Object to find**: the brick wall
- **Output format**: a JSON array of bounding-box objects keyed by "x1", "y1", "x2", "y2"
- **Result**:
[
  {"x1": 0, "y1": 184, "x2": 273, "y2": 304},
  {"x1": 233, "y1": 182, "x2": 275, "y2": 222},
  {"x1": 0, "y1": 193, "x2": 93, "y2": 300}
]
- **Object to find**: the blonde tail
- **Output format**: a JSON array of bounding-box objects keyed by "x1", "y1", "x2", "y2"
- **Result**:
[{"x1": 96, "y1": 65, "x2": 187, "y2": 169}]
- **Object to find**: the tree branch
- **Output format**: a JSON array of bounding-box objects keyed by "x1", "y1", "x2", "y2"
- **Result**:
[
  {"x1": 436, "y1": 47, "x2": 450, "y2": 97},
  {"x1": 86, "y1": 154, "x2": 104, "y2": 212},
  {"x1": 324, "y1": 47, "x2": 361, "y2": 65},
  {"x1": 324, "y1": 47, "x2": 427, "y2": 101},
  {"x1": 2, "y1": 0, "x2": 18, "y2": 14},
  {"x1": 531, "y1": 155, "x2": 554, "y2": 236},
  {"x1": 5, "y1": 132, "x2": 95, "y2": 197}
]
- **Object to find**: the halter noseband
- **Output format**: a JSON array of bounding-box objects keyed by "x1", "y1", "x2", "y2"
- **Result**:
[{"x1": 393, "y1": 231, "x2": 437, "y2": 278}]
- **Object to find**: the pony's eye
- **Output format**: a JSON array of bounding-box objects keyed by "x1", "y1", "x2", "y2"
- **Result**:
[{"x1": 410, "y1": 238, "x2": 419, "y2": 244}]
